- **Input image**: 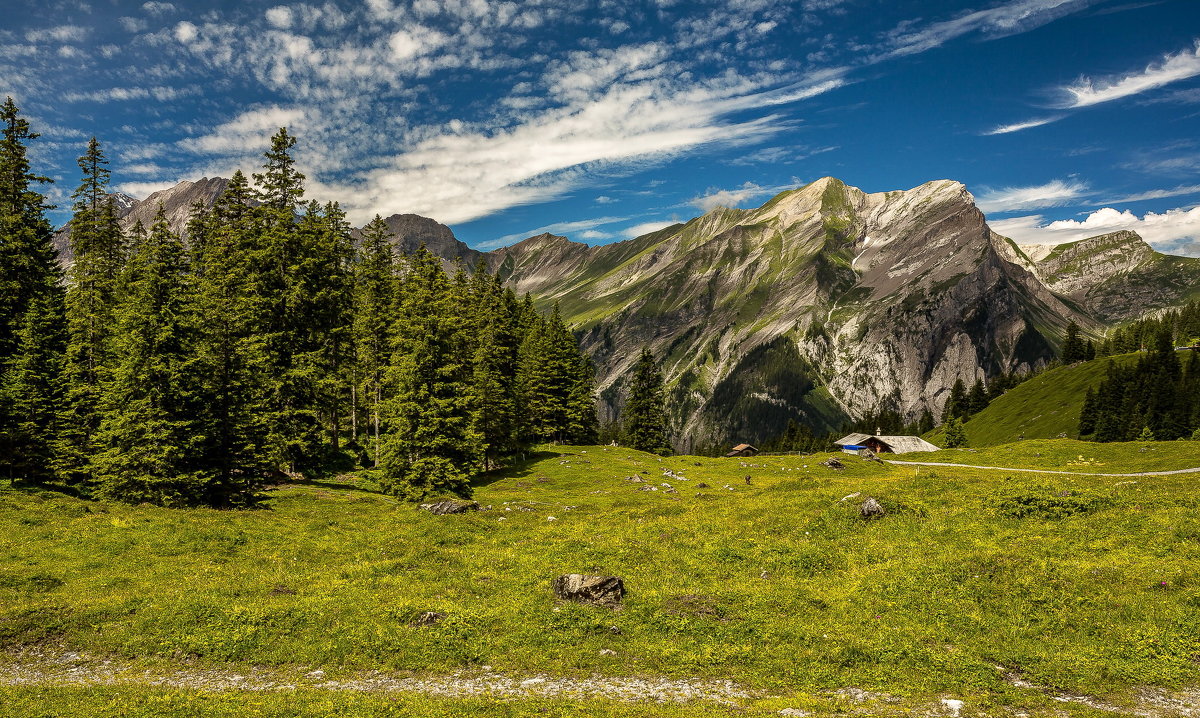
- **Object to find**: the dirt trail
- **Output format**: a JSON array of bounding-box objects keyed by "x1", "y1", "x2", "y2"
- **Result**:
[
  {"x1": 886, "y1": 460, "x2": 1200, "y2": 477},
  {"x1": 0, "y1": 650, "x2": 751, "y2": 704}
]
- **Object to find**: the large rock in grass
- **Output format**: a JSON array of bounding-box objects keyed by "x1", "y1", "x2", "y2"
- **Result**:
[
  {"x1": 420, "y1": 499, "x2": 480, "y2": 515},
  {"x1": 552, "y1": 574, "x2": 625, "y2": 606}
]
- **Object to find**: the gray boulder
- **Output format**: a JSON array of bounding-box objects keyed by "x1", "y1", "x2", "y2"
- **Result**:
[
  {"x1": 552, "y1": 574, "x2": 625, "y2": 606},
  {"x1": 859, "y1": 497, "x2": 885, "y2": 519}
]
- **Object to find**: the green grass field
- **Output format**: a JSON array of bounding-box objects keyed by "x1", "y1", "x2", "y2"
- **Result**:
[
  {"x1": 3, "y1": 442, "x2": 1200, "y2": 716},
  {"x1": 924, "y1": 353, "x2": 1145, "y2": 447}
]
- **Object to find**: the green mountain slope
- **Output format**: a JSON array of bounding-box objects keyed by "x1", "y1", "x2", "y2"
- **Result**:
[{"x1": 926, "y1": 352, "x2": 1148, "y2": 446}]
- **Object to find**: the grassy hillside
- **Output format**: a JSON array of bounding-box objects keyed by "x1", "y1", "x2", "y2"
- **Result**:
[
  {"x1": 3, "y1": 443, "x2": 1200, "y2": 716},
  {"x1": 926, "y1": 352, "x2": 1146, "y2": 447}
]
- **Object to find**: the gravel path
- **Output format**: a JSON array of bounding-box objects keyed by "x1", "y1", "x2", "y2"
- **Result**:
[
  {"x1": 886, "y1": 460, "x2": 1200, "y2": 477},
  {"x1": 0, "y1": 650, "x2": 752, "y2": 704}
]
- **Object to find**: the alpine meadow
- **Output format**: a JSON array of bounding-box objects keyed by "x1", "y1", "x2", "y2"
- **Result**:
[{"x1": 4, "y1": 1, "x2": 1200, "y2": 717}]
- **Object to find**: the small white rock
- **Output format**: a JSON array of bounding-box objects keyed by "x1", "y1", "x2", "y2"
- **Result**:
[
  {"x1": 779, "y1": 710, "x2": 809, "y2": 717},
  {"x1": 941, "y1": 698, "x2": 964, "y2": 717}
]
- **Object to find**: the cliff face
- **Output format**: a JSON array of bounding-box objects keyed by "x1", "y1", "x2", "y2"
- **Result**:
[
  {"x1": 485, "y1": 178, "x2": 1096, "y2": 451},
  {"x1": 1029, "y1": 230, "x2": 1200, "y2": 322}
]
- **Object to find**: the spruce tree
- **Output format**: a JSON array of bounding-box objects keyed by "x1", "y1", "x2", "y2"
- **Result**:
[
  {"x1": 379, "y1": 246, "x2": 483, "y2": 499},
  {"x1": 943, "y1": 417, "x2": 967, "y2": 448},
  {"x1": 353, "y1": 214, "x2": 397, "y2": 464},
  {"x1": 623, "y1": 347, "x2": 669, "y2": 454},
  {"x1": 942, "y1": 378, "x2": 967, "y2": 422},
  {"x1": 0, "y1": 97, "x2": 66, "y2": 483},
  {"x1": 56, "y1": 137, "x2": 125, "y2": 484},
  {"x1": 1061, "y1": 320, "x2": 1086, "y2": 364},
  {"x1": 967, "y1": 379, "x2": 988, "y2": 416},
  {"x1": 92, "y1": 206, "x2": 200, "y2": 505},
  {"x1": 188, "y1": 172, "x2": 274, "y2": 503}
]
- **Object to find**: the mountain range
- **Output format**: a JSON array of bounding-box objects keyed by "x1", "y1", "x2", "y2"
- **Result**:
[{"x1": 57, "y1": 176, "x2": 1200, "y2": 451}]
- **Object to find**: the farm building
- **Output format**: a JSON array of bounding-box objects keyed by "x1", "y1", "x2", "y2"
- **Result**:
[
  {"x1": 725, "y1": 443, "x2": 759, "y2": 457},
  {"x1": 834, "y1": 432, "x2": 939, "y2": 454}
]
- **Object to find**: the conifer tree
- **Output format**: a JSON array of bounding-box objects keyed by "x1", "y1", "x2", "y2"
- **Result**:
[
  {"x1": 188, "y1": 172, "x2": 274, "y2": 502},
  {"x1": 942, "y1": 378, "x2": 967, "y2": 422},
  {"x1": 353, "y1": 214, "x2": 397, "y2": 463},
  {"x1": 623, "y1": 347, "x2": 669, "y2": 454},
  {"x1": 1061, "y1": 320, "x2": 1087, "y2": 364},
  {"x1": 379, "y1": 246, "x2": 483, "y2": 498},
  {"x1": 0, "y1": 97, "x2": 66, "y2": 483},
  {"x1": 92, "y1": 206, "x2": 200, "y2": 505},
  {"x1": 56, "y1": 137, "x2": 125, "y2": 484},
  {"x1": 943, "y1": 417, "x2": 967, "y2": 447},
  {"x1": 470, "y1": 275, "x2": 524, "y2": 467},
  {"x1": 967, "y1": 379, "x2": 989, "y2": 416}
]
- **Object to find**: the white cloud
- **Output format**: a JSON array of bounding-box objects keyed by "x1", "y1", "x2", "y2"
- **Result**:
[
  {"x1": 25, "y1": 25, "x2": 88, "y2": 44},
  {"x1": 975, "y1": 179, "x2": 1089, "y2": 213},
  {"x1": 265, "y1": 6, "x2": 294, "y2": 30},
  {"x1": 690, "y1": 181, "x2": 794, "y2": 211},
  {"x1": 622, "y1": 220, "x2": 677, "y2": 238},
  {"x1": 992, "y1": 206, "x2": 1200, "y2": 255},
  {"x1": 388, "y1": 26, "x2": 450, "y2": 61},
  {"x1": 174, "y1": 21, "x2": 198, "y2": 44},
  {"x1": 982, "y1": 116, "x2": 1062, "y2": 135},
  {"x1": 120, "y1": 163, "x2": 166, "y2": 176},
  {"x1": 181, "y1": 106, "x2": 306, "y2": 155},
  {"x1": 879, "y1": 0, "x2": 1089, "y2": 59},
  {"x1": 1061, "y1": 40, "x2": 1200, "y2": 107},
  {"x1": 143, "y1": 2, "x2": 176, "y2": 16},
  {"x1": 114, "y1": 180, "x2": 179, "y2": 199},
  {"x1": 118, "y1": 17, "x2": 148, "y2": 33},
  {"x1": 63, "y1": 86, "x2": 190, "y2": 103},
  {"x1": 1101, "y1": 185, "x2": 1200, "y2": 204},
  {"x1": 479, "y1": 215, "x2": 629, "y2": 249}
]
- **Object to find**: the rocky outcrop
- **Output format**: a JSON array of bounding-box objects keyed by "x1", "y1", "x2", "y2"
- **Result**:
[
  {"x1": 352, "y1": 213, "x2": 483, "y2": 270},
  {"x1": 551, "y1": 574, "x2": 625, "y2": 606}
]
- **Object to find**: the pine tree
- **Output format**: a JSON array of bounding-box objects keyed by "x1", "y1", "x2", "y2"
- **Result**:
[
  {"x1": 623, "y1": 347, "x2": 669, "y2": 454},
  {"x1": 0, "y1": 97, "x2": 66, "y2": 483},
  {"x1": 967, "y1": 379, "x2": 989, "y2": 416},
  {"x1": 917, "y1": 408, "x2": 935, "y2": 435},
  {"x1": 92, "y1": 206, "x2": 200, "y2": 506},
  {"x1": 353, "y1": 214, "x2": 396, "y2": 464},
  {"x1": 379, "y1": 247, "x2": 483, "y2": 499},
  {"x1": 56, "y1": 137, "x2": 125, "y2": 484},
  {"x1": 188, "y1": 172, "x2": 275, "y2": 503},
  {"x1": 943, "y1": 417, "x2": 967, "y2": 448},
  {"x1": 942, "y1": 378, "x2": 967, "y2": 422},
  {"x1": 1061, "y1": 320, "x2": 1086, "y2": 364}
]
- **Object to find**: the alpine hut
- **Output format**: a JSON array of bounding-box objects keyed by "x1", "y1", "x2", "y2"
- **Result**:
[{"x1": 834, "y1": 432, "x2": 938, "y2": 455}]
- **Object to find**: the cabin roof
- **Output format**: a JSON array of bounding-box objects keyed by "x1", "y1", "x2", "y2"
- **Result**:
[
  {"x1": 834, "y1": 433, "x2": 939, "y2": 454},
  {"x1": 730, "y1": 443, "x2": 756, "y2": 451}
]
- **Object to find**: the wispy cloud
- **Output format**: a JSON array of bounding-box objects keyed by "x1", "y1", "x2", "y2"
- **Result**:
[
  {"x1": 877, "y1": 0, "x2": 1092, "y2": 60},
  {"x1": 1061, "y1": 39, "x2": 1200, "y2": 107},
  {"x1": 477, "y1": 215, "x2": 630, "y2": 250},
  {"x1": 690, "y1": 181, "x2": 796, "y2": 211},
  {"x1": 622, "y1": 220, "x2": 678, "y2": 238},
  {"x1": 1100, "y1": 184, "x2": 1200, "y2": 204},
  {"x1": 982, "y1": 116, "x2": 1062, "y2": 135},
  {"x1": 975, "y1": 179, "x2": 1090, "y2": 213},
  {"x1": 992, "y1": 206, "x2": 1200, "y2": 255}
]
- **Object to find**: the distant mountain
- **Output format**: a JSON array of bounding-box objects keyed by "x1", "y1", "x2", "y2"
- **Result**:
[
  {"x1": 483, "y1": 178, "x2": 1090, "y2": 450},
  {"x1": 48, "y1": 174, "x2": 1200, "y2": 450}
]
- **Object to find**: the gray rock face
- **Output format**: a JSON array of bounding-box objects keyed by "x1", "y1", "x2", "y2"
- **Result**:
[
  {"x1": 354, "y1": 213, "x2": 483, "y2": 271},
  {"x1": 551, "y1": 574, "x2": 625, "y2": 606},
  {"x1": 420, "y1": 499, "x2": 480, "y2": 515},
  {"x1": 53, "y1": 178, "x2": 230, "y2": 263},
  {"x1": 859, "y1": 497, "x2": 885, "y2": 519},
  {"x1": 478, "y1": 177, "x2": 1105, "y2": 451}
]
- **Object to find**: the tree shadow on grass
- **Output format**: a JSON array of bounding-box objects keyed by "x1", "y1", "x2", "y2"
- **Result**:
[{"x1": 470, "y1": 449, "x2": 571, "y2": 489}]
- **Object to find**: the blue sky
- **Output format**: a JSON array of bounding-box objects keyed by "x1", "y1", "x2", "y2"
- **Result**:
[{"x1": 3, "y1": 0, "x2": 1200, "y2": 253}]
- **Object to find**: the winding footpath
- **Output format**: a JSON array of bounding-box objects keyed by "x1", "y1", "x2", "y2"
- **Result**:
[{"x1": 886, "y1": 460, "x2": 1200, "y2": 477}]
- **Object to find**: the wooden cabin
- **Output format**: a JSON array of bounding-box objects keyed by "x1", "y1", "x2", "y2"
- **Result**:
[
  {"x1": 725, "y1": 443, "x2": 759, "y2": 457},
  {"x1": 834, "y1": 433, "x2": 938, "y2": 454}
]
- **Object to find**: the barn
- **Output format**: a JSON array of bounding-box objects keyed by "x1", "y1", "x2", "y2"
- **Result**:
[
  {"x1": 834, "y1": 432, "x2": 939, "y2": 454},
  {"x1": 724, "y1": 443, "x2": 759, "y2": 457}
]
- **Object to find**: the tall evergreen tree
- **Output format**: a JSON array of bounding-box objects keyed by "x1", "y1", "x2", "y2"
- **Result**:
[
  {"x1": 1061, "y1": 320, "x2": 1087, "y2": 364},
  {"x1": 0, "y1": 97, "x2": 66, "y2": 483},
  {"x1": 379, "y1": 246, "x2": 483, "y2": 499},
  {"x1": 92, "y1": 206, "x2": 200, "y2": 505},
  {"x1": 623, "y1": 347, "x2": 669, "y2": 454},
  {"x1": 56, "y1": 137, "x2": 125, "y2": 484},
  {"x1": 188, "y1": 172, "x2": 275, "y2": 502},
  {"x1": 353, "y1": 214, "x2": 397, "y2": 463}
]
